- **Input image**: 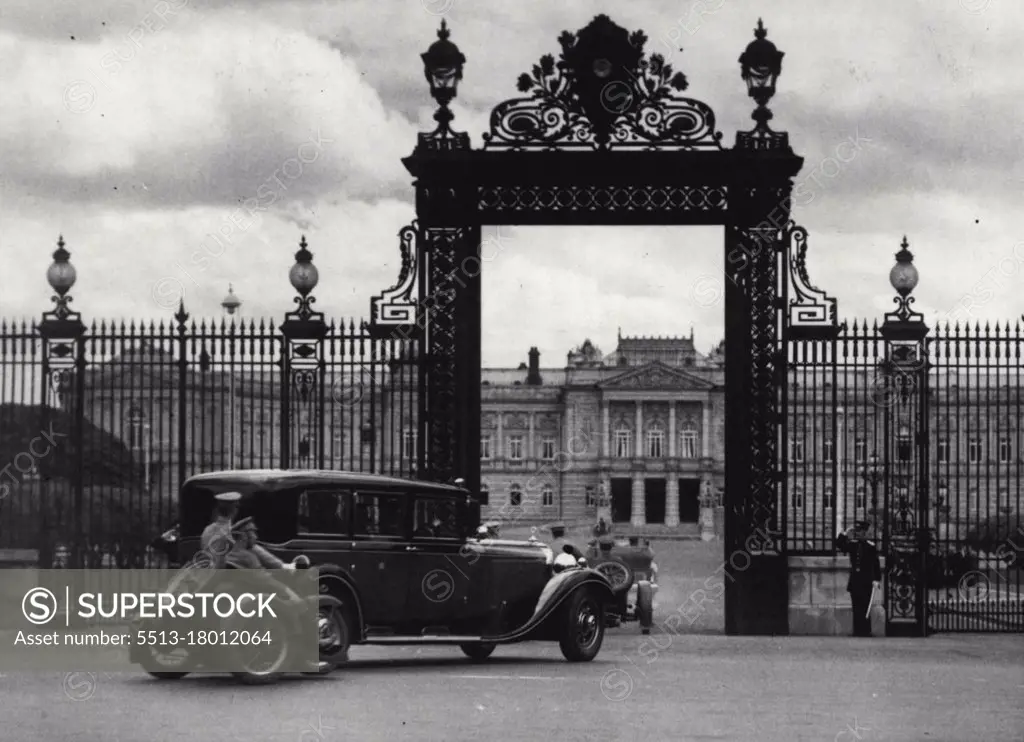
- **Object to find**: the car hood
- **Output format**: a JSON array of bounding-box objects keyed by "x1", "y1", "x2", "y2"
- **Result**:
[{"x1": 467, "y1": 539, "x2": 552, "y2": 560}]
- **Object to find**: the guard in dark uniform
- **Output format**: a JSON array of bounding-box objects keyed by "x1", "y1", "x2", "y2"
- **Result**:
[{"x1": 836, "y1": 521, "x2": 882, "y2": 637}]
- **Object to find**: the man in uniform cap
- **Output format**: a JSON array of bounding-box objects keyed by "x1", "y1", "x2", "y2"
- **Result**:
[
  {"x1": 548, "y1": 522, "x2": 585, "y2": 561},
  {"x1": 199, "y1": 492, "x2": 241, "y2": 567},
  {"x1": 836, "y1": 520, "x2": 882, "y2": 637}
]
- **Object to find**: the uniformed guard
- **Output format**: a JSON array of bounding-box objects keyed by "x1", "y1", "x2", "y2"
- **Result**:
[
  {"x1": 199, "y1": 492, "x2": 241, "y2": 568},
  {"x1": 836, "y1": 520, "x2": 882, "y2": 637}
]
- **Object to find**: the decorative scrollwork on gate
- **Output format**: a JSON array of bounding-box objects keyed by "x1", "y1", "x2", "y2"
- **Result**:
[
  {"x1": 293, "y1": 369, "x2": 317, "y2": 404},
  {"x1": 886, "y1": 541, "x2": 920, "y2": 620},
  {"x1": 746, "y1": 225, "x2": 782, "y2": 554},
  {"x1": 48, "y1": 369, "x2": 73, "y2": 408},
  {"x1": 478, "y1": 185, "x2": 727, "y2": 215},
  {"x1": 481, "y1": 15, "x2": 724, "y2": 151},
  {"x1": 423, "y1": 227, "x2": 464, "y2": 481},
  {"x1": 785, "y1": 223, "x2": 839, "y2": 338},
  {"x1": 370, "y1": 223, "x2": 419, "y2": 337}
]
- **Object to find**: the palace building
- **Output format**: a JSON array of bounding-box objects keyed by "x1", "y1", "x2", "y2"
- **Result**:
[
  {"x1": 478, "y1": 332, "x2": 725, "y2": 532},
  {"x1": 68, "y1": 329, "x2": 1017, "y2": 539}
]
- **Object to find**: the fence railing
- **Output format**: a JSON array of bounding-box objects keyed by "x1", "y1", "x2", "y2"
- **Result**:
[{"x1": 0, "y1": 314, "x2": 419, "y2": 567}]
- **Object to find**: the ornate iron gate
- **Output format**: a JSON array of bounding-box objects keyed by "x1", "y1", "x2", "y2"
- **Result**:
[
  {"x1": 783, "y1": 230, "x2": 1023, "y2": 633},
  {"x1": 396, "y1": 15, "x2": 804, "y2": 634}
]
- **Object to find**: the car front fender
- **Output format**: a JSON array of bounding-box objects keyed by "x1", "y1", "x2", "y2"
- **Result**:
[
  {"x1": 481, "y1": 568, "x2": 614, "y2": 643},
  {"x1": 313, "y1": 564, "x2": 365, "y2": 638}
]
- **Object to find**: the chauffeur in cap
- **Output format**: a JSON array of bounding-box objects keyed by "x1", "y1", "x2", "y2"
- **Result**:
[
  {"x1": 199, "y1": 492, "x2": 241, "y2": 568},
  {"x1": 548, "y1": 522, "x2": 585, "y2": 561},
  {"x1": 836, "y1": 520, "x2": 882, "y2": 637}
]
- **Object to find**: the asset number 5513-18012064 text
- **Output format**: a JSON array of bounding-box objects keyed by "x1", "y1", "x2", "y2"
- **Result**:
[{"x1": 135, "y1": 630, "x2": 273, "y2": 647}]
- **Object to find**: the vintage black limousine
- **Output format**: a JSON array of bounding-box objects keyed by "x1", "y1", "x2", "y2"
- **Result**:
[{"x1": 152, "y1": 470, "x2": 617, "y2": 665}]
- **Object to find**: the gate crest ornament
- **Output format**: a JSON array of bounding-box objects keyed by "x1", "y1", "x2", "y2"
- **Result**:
[{"x1": 482, "y1": 14, "x2": 724, "y2": 151}]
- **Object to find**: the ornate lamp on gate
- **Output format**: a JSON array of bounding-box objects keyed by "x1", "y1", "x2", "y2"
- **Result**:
[
  {"x1": 884, "y1": 237, "x2": 924, "y2": 329},
  {"x1": 417, "y1": 19, "x2": 469, "y2": 149},
  {"x1": 281, "y1": 236, "x2": 327, "y2": 340},
  {"x1": 40, "y1": 235, "x2": 85, "y2": 338},
  {"x1": 737, "y1": 19, "x2": 788, "y2": 150},
  {"x1": 221, "y1": 284, "x2": 241, "y2": 316}
]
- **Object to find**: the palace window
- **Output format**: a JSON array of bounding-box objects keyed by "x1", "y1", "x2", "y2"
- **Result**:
[
  {"x1": 331, "y1": 430, "x2": 343, "y2": 461},
  {"x1": 479, "y1": 482, "x2": 489, "y2": 506},
  {"x1": 509, "y1": 483, "x2": 523, "y2": 508},
  {"x1": 791, "y1": 486, "x2": 804, "y2": 510},
  {"x1": 541, "y1": 485, "x2": 554, "y2": 507},
  {"x1": 585, "y1": 485, "x2": 596, "y2": 507},
  {"x1": 508, "y1": 435, "x2": 524, "y2": 462},
  {"x1": 968, "y1": 438, "x2": 982, "y2": 464},
  {"x1": 823, "y1": 485, "x2": 834, "y2": 510},
  {"x1": 480, "y1": 434, "x2": 492, "y2": 461},
  {"x1": 999, "y1": 437, "x2": 1012, "y2": 463},
  {"x1": 647, "y1": 425, "x2": 664, "y2": 458},
  {"x1": 854, "y1": 486, "x2": 866, "y2": 509},
  {"x1": 401, "y1": 428, "x2": 417, "y2": 459},
  {"x1": 680, "y1": 425, "x2": 698, "y2": 459},
  {"x1": 823, "y1": 438, "x2": 834, "y2": 464},
  {"x1": 541, "y1": 436, "x2": 556, "y2": 461},
  {"x1": 936, "y1": 438, "x2": 949, "y2": 463},
  {"x1": 788, "y1": 436, "x2": 804, "y2": 463},
  {"x1": 854, "y1": 438, "x2": 867, "y2": 463},
  {"x1": 614, "y1": 425, "x2": 632, "y2": 458}
]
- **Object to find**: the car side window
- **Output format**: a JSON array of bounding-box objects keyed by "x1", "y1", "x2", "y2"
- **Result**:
[
  {"x1": 412, "y1": 497, "x2": 460, "y2": 540},
  {"x1": 297, "y1": 489, "x2": 351, "y2": 536},
  {"x1": 353, "y1": 492, "x2": 405, "y2": 538}
]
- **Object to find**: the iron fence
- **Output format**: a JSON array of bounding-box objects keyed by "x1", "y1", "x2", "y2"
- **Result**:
[
  {"x1": 786, "y1": 318, "x2": 1023, "y2": 632},
  {"x1": 0, "y1": 311, "x2": 419, "y2": 568}
]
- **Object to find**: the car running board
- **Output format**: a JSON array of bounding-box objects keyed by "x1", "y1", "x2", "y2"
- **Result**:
[{"x1": 362, "y1": 635, "x2": 486, "y2": 645}]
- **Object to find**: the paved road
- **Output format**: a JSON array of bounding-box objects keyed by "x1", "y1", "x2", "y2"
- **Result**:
[{"x1": 2, "y1": 630, "x2": 1022, "y2": 742}]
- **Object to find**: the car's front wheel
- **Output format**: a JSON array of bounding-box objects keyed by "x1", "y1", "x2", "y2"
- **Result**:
[
  {"x1": 460, "y1": 642, "x2": 496, "y2": 662},
  {"x1": 558, "y1": 589, "x2": 604, "y2": 662}
]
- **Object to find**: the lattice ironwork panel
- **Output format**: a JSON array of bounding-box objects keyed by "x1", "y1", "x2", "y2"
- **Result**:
[{"x1": 478, "y1": 185, "x2": 727, "y2": 215}]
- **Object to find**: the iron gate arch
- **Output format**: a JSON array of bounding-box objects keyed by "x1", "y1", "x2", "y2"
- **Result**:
[{"x1": 369, "y1": 14, "x2": 837, "y2": 635}]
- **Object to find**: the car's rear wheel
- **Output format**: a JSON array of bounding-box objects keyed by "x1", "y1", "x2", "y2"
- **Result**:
[
  {"x1": 303, "y1": 595, "x2": 350, "y2": 675},
  {"x1": 558, "y1": 589, "x2": 604, "y2": 662},
  {"x1": 460, "y1": 642, "x2": 496, "y2": 662}
]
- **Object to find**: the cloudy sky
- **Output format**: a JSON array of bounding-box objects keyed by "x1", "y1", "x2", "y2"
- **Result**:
[{"x1": 1, "y1": 0, "x2": 1021, "y2": 367}]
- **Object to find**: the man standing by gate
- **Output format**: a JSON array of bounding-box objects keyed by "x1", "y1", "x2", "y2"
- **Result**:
[{"x1": 836, "y1": 521, "x2": 882, "y2": 637}]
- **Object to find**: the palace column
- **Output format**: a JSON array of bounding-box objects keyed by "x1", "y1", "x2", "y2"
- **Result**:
[
  {"x1": 666, "y1": 402, "x2": 679, "y2": 527},
  {"x1": 631, "y1": 471, "x2": 646, "y2": 527},
  {"x1": 601, "y1": 400, "x2": 610, "y2": 458},
  {"x1": 527, "y1": 412, "x2": 535, "y2": 463},
  {"x1": 496, "y1": 412, "x2": 504, "y2": 462},
  {"x1": 635, "y1": 401, "x2": 644, "y2": 458},
  {"x1": 668, "y1": 403, "x2": 677, "y2": 458},
  {"x1": 666, "y1": 476, "x2": 680, "y2": 527},
  {"x1": 701, "y1": 401, "x2": 711, "y2": 458}
]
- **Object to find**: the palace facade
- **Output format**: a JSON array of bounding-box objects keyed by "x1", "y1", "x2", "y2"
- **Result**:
[
  {"x1": 478, "y1": 333, "x2": 725, "y2": 530},
  {"x1": 70, "y1": 331, "x2": 1018, "y2": 536}
]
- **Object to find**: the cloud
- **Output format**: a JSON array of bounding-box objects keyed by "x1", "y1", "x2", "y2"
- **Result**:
[{"x1": 0, "y1": 12, "x2": 416, "y2": 210}]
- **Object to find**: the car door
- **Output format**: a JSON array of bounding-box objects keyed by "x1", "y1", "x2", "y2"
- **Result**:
[
  {"x1": 346, "y1": 489, "x2": 410, "y2": 629},
  {"x1": 405, "y1": 493, "x2": 480, "y2": 634}
]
